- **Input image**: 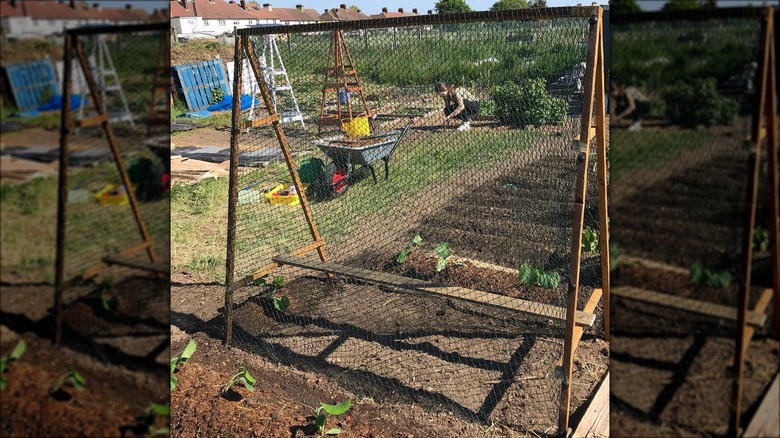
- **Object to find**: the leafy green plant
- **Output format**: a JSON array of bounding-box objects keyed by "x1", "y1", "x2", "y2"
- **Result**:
[
  {"x1": 211, "y1": 86, "x2": 226, "y2": 104},
  {"x1": 491, "y1": 78, "x2": 567, "y2": 127},
  {"x1": 609, "y1": 242, "x2": 621, "y2": 271},
  {"x1": 397, "y1": 234, "x2": 423, "y2": 264},
  {"x1": 0, "y1": 340, "x2": 26, "y2": 391},
  {"x1": 582, "y1": 228, "x2": 599, "y2": 252},
  {"x1": 753, "y1": 227, "x2": 770, "y2": 252},
  {"x1": 314, "y1": 400, "x2": 352, "y2": 437},
  {"x1": 51, "y1": 367, "x2": 86, "y2": 394},
  {"x1": 435, "y1": 242, "x2": 452, "y2": 272},
  {"x1": 144, "y1": 403, "x2": 171, "y2": 436},
  {"x1": 690, "y1": 263, "x2": 732, "y2": 289},
  {"x1": 170, "y1": 340, "x2": 196, "y2": 392},
  {"x1": 221, "y1": 367, "x2": 256, "y2": 395},
  {"x1": 663, "y1": 79, "x2": 738, "y2": 127},
  {"x1": 254, "y1": 275, "x2": 289, "y2": 312},
  {"x1": 519, "y1": 263, "x2": 561, "y2": 289}
]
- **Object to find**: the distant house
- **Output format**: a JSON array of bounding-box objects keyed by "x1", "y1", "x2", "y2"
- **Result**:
[
  {"x1": 171, "y1": 0, "x2": 323, "y2": 39},
  {"x1": 0, "y1": 0, "x2": 156, "y2": 40},
  {"x1": 368, "y1": 7, "x2": 420, "y2": 20},
  {"x1": 320, "y1": 4, "x2": 368, "y2": 22}
]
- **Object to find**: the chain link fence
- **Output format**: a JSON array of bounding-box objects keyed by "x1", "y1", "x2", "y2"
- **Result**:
[
  {"x1": 609, "y1": 7, "x2": 777, "y2": 436},
  {"x1": 221, "y1": 8, "x2": 608, "y2": 435}
]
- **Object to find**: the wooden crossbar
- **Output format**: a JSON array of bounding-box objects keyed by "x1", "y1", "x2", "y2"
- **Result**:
[
  {"x1": 613, "y1": 286, "x2": 767, "y2": 327},
  {"x1": 76, "y1": 113, "x2": 109, "y2": 128},
  {"x1": 273, "y1": 254, "x2": 596, "y2": 327},
  {"x1": 241, "y1": 114, "x2": 281, "y2": 130},
  {"x1": 102, "y1": 255, "x2": 169, "y2": 274}
]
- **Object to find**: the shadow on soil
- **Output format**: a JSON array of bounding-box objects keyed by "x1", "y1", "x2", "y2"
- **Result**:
[{"x1": 172, "y1": 294, "x2": 550, "y2": 427}]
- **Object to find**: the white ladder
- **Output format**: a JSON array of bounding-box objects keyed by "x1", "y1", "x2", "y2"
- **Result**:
[
  {"x1": 77, "y1": 35, "x2": 135, "y2": 130},
  {"x1": 249, "y1": 35, "x2": 305, "y2": 130}
]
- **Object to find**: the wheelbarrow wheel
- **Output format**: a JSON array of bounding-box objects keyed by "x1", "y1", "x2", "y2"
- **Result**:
[{"x1": 323, "y1": 163, "x2": 349, "y2": 197}]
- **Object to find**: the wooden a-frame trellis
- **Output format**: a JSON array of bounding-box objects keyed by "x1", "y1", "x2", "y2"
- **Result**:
[
  {"x1": 54, "y1": 23, "x2": 170, "y2": 345},
  {"x1": 224, "y1": 8, "x2": 609, "y2": 436}
]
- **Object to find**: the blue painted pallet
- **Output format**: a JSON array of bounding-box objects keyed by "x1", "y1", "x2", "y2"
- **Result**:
[
  {"x1": 2, "y1": 57, "x2": 58, "y2": 112},
  {"x1": 172, "y1": 59, "x2": 230, "y2": 111}
]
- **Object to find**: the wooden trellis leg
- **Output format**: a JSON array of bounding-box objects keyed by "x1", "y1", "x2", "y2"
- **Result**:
[
  {"x1": 730, "y1": 8, "x2": 777, "y2": 436},
  {"x1": 559, "y1": 7, "x2": 604, "y2": 435},
  {"x1": 224, "y1": 34, "x2": 331, "y2": 345},
  {"x1": 54, "y1": 33, "x2": 74, "y2": 345},
  {"x1": 594, "y1": 18, "x2": 610, "y2": 342}
]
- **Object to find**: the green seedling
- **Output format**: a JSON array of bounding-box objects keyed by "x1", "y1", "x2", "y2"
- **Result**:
[
  {"x1": 690, "y1": 263, "x2": 732, "y2": 289},
  {"x1": 144, "y1": 403, "x2": 171, "y2": 436},
  {"x1": 582, "y1": 228, "x2": 598, "y2": 253},
  {"x1": 519, "y1": 263, "x2": 561, "y2": 289},
  {"x1": 221, "y1": 367, "x2": 255, "y2": 395},
  {"x1": 51, "y1": 367, "x2": 86, "y2": 394},
  {"x1": 314, "y1": 400, "x2": 352, "y2": 437},
  {"x1": 170, "y1": 339, "x2": 196, "y2": 392},
  {"x1": 254, "y1": 275, "x2": 289, "y2": 312},
  {"x1": 396, "y1": 234, "x2": 423, "y2": 264},
  {"x1": 0, "y1": 339, "x2": 27, "y2": 391},
  {"x1": 609, "y1": 242, "x2": 621, "y2": 271},
  {"x1": 435, "y1": 241, "x2": 451, "y2": 272},
  {"x1": 753, "y1": 227, "x2": 770, "y2": 252}
]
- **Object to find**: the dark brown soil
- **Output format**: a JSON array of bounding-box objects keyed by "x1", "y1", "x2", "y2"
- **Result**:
[{"x1": 0, "y1": 273, "x2": 169, "y2": 437}]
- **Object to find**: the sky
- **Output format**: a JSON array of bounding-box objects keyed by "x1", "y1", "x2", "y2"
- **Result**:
[{"x1": 637, "y1": 0, "x2": 774, "y2": 10}]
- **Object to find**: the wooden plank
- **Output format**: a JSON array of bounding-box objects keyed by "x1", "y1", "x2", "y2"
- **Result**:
[
  {"x1": 80, "y1": 240, "x2": 154, "y2": 280},
  {"x1": 612, "y1": 286, "x2": 766, "y2": 327},
  {"x1": 273, "y1": 254, "x2": 596, "y2": 326},
  {"x1": 620, "y1": 255, "x2": 690, "y2": 276},
  {"x1": 102, "y1": 255, "x2": 169, "y2": 274},
  {"x1": 571, "y1": 372, "x2": 609, "y2": 438},
  {"x1": 76, "y1": 113, "x2": 109, "y2": 128},
  {"x1": 743, "y1": 372, "x2": 780, "y2": 438},
  {"x1": 241, "y1": 114, "x2": 281, "y2": 129}
]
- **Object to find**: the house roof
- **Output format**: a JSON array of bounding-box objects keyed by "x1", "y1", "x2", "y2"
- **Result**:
[
  {"x1": 1, "y1": 0, "x2": 153, "y2": 21},
  {"x1": 243, "y1": 4, "x2": 321, "y2": 22},
  {"x1": 190, "y1": 0, "x2": 253, "y2": 19},
  {"x1": 170, "y1": 0, "x2": 194, "y2": 18},
  {"x1": 0, "y1": 1, "x2": 25, "y2": 18},
  {"x1": 320, "y1": 6, "x2": 368, "y2": 21}
]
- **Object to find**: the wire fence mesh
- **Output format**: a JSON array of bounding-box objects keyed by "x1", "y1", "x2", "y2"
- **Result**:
[
  {"x1": 60, "y1": 26, "x2": 170, "y2": 282},
  {"x1": 608, "y1": 8, "x2": 777, "y2": 436},
  {"x1": 223, "y1": 8, "x2": 606, "y2": 435},
  {"x1": 55, "y1": 24, "x2": 171, "y2": 362}
]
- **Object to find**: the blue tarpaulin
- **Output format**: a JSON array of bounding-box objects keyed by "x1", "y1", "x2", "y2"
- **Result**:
[
  {"x1": 206, "y1": 94, "x2": 253, "y2": 112},
  {"x1": 36, "y1": 95, "x2": 84, "y2": 112}
]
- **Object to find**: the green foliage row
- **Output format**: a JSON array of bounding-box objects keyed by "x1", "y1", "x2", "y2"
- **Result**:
[
  {"x1": 662, "y1": 79, "x2": 738, "y2": 128},
  {"x1": 491, "y1": 78, "x2": 567, "y2": 127}
]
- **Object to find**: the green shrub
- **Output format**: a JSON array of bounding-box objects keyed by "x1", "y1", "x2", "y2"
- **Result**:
[
  {"x1": 491, "y1": 78, "x2": 567, "y2": 127},
  {"x1": 663, "y1": 79, "x2": 738, "y2": 128}
]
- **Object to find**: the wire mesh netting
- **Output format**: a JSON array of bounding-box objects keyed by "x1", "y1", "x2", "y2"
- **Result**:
[
  {"x1": 55, "y1": 24, "x2": 171, "y2": 361},
  {"x1": 224, "y1": 8, "x2": 607, "y2": 435},
  {"x1": 609, "y1": 8, "x2": 778, "y2": 436},
  {"x1": 61, "y1": 27, "x2": 170, "y2": 282}
]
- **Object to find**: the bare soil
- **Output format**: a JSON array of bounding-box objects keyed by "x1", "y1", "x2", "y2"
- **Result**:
[
  {"x1": 171, "y1": 117, "x2": 608, "y2": 436},
  {"x1": 0, "y1": 272, "x2": 169, "y2": 437}
]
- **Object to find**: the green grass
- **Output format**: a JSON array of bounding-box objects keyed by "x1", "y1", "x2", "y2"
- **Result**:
[{"x1": 609, "y1": 129, "x2": 714, "y2": 180}]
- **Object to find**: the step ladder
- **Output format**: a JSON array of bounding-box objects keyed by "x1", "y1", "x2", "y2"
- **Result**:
[
  {"x1": 318, "y1": 30, "x2": 372, "y2": 135},
  {"x1": 77, "y1": 34, "x2": 135, "y2": 130},
  {"x1": 248, "y1": 35, "x2": 305, "y2": 130},
  {"x1": 147, "y1": 35, "x2": 170, "y2": 137}
]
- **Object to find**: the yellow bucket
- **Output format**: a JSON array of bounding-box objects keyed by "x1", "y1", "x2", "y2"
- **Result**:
[{"x1": 341, "y1": 115, "x2": 370, "y2": 137}]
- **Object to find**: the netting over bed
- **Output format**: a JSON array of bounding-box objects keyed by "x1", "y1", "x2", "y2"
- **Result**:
[
  {"x1": 224, "y1": 7, "x2": 608, "y2": 435},
  {"x1": 609, "y1": 7, "x2": 777, "y2": 437}
]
